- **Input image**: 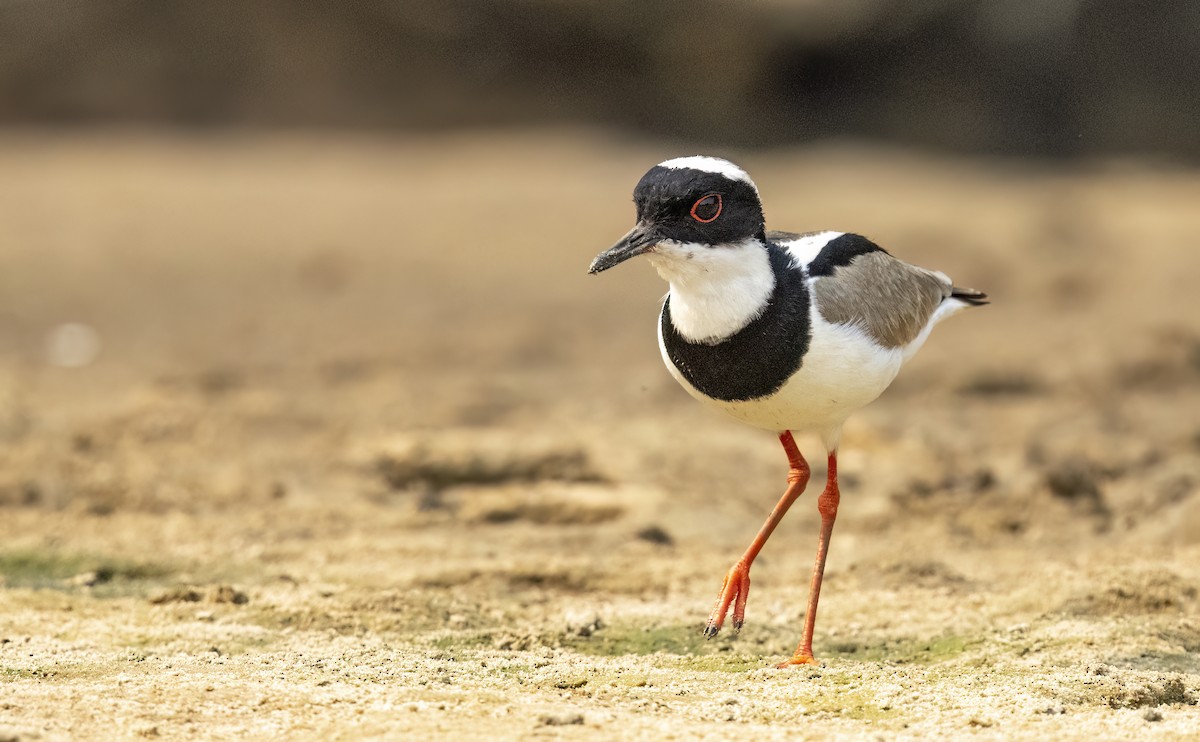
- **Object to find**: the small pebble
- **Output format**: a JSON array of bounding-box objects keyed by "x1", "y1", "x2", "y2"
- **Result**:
[{"x1": 635, "y1": 525, "x2": 674, "y2": 546}]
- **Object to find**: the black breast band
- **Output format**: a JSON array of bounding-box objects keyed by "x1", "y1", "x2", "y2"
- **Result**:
[{"x1": 660, "y1": 243, "x2": 812, "y2": 402}]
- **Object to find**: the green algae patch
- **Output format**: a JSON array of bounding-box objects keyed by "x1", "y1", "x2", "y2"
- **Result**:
[
  {"x1": 561, "y1": 621, "x2": 794, "y2": 668},
  {"x1": 563, "y1": 623, "x2": 719, "y2": 657},
  {"x1": 824, "y1": 633, "x2": 974, "y2": 665},
  {"x1": 672, "y1": 654, "x2": 769, "y2": 673},
  {"x1": 1, "y1": 666, "x2": 60, "y2": 681},
  {"x1": 802, "y1": 691, "x2": 901, "y2": 722},
  {"x1": 430, "y1": 632, "x2": 501, "y2": 651},
  {"x1": 0, "y1": 663, "x2": 105, "y2": 682},
  {"x1": 0, "y1": 548, "x2": 174, "y2": 596}
]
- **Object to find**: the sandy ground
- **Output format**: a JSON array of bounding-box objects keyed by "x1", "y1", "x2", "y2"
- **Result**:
[{"x1": 0, "y1": 129, "x2": 1198, "y2": 740}]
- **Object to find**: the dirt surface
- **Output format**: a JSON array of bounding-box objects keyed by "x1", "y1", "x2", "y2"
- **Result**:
[{"x1": 0, "y1": 130, "x2": 1198, "y2": 739}]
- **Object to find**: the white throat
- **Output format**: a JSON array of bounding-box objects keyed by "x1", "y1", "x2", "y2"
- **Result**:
[{"x1": 648, "y1": 238, "x2": 775, "y2": 344}]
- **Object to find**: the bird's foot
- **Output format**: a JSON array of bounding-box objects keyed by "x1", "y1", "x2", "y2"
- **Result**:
[
  {"x1": 775, "y1": 652, "x2": 820, "y2": 669},
  {"x1": 703, "y1": 561, "x2": 750, "y2": 638}
]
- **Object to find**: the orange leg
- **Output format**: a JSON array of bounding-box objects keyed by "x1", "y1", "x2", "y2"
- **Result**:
[
  {"x1": 704, "y1": 431, "x2": 810, "y2": 637},
  {"x1": 778, "y1": 451, "x2": 840, "y2": 667}
]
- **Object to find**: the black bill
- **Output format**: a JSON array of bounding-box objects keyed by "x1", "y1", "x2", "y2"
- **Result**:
[{"x1": 588, "y1": 223, "x2": 658, "y2": 274}]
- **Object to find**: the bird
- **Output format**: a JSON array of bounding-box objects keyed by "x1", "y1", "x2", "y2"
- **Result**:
[{"x1": 588, "y1": 156, "x2": 987, "y2": 668}]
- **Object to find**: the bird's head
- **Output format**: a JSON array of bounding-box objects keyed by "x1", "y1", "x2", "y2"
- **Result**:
[{"x1": 588, "y1": 156, "x2": 766, "y2": 276}]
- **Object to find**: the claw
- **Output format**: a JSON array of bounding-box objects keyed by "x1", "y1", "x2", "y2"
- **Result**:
[{"x1": 704, "y1": 562, "x2": 750, "y2": 638}]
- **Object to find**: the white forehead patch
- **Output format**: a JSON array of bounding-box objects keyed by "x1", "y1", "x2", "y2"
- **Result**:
[{"x1": 657, "y1": 156, "x2": 758, "y2": 192}]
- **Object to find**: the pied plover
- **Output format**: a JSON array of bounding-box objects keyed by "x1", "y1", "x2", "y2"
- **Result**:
[{"x1": 588, "y1": 156, "x2": 987, "y2": 667}]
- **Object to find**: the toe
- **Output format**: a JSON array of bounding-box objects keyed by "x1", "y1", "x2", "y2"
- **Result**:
[{"x1": 775, "y1": 653, "x2": 819, "y2": 669}]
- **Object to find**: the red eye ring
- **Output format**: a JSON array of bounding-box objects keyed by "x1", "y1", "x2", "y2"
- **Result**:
[{"x1": 690, "y1": 193, "x2": 722, "y2": 223}]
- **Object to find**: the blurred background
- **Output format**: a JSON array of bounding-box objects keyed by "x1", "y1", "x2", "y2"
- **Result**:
[
  {"x1": 4, "y1": 0, "x2": 1200, "y2": 156},
  {"x1": 1, "y1": 3, "x2": 1199, "y2": 736}
]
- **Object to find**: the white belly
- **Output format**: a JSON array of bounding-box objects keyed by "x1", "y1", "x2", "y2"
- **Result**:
[{"x1": 658, "y1": 308, "x2": 903, "y2": 443}]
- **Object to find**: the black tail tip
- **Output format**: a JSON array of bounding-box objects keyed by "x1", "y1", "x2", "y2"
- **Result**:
[{"x1": 951, "y1": 287, "x2": 989, "y2": 306}]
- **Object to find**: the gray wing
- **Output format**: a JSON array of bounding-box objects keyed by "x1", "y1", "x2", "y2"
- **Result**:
[{"x1": 812, "y1": 251, "x2": 965, "y2": 348}]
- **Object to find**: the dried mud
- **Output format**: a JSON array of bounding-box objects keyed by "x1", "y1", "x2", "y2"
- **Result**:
[{"x1": 0, "y1": 130, "x2": 1198, "y2": 739}]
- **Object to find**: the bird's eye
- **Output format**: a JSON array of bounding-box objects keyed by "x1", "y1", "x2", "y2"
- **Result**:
[{"x1": 690, "y1": 193, "x2": 722, "y2": 223}]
